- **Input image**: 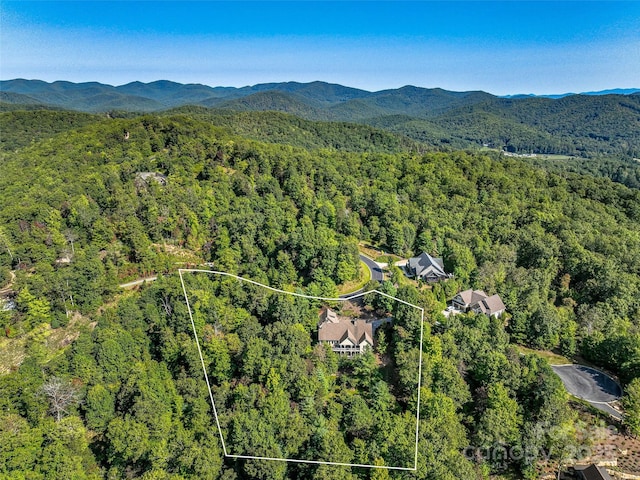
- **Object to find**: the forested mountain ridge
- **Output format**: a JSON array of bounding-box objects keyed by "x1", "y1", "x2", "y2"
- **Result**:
[
  {"x1": 2, "y1": 79, "x2": 639, "y2": 159},
  {"x1": 435, "y1": 94, "x2": 640, "y2": 155},
  {"x1": 0, "y1": 79, "x2": 374, "y2": 111},
  {"x1": 0, "y1": 110, "x2": 101, "y2": 151},
  {"x1": 214, "y1": 85, "x2": 494, "y2": 120},
  {"x1": 1, "y1": 111, "x2": 640, "y2": 479},
  {"x1": 0, "y1": 108, "x2": 426, "y2": 155},
  {"x1": 5, "y1": 106, "x2": 637, "y2": 190},
  {"x1": 503, "y1": 88, "x2": 640, "y2": 99},
  {"x1": 161, "y1": 107, "x2": 428, "y2": 153},
  {"x1": 0, "y1": 91, "x2": 47, "y2": 105}
]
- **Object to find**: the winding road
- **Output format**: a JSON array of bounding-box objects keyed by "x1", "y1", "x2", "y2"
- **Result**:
[
  {"x1": 359, "y1": 254, "x2": 384, "y2": 282},
  {"x1": 118, "y1": 276, "x2": 158, "y2": 289},
  {"x1": 118, "y1": 255, "x2": 384, "y2": 297},
  {"x1": 338, "y1": 254, "x2": 384, "y2": 299}
]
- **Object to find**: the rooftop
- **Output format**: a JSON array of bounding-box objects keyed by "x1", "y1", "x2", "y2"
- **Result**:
[{"x1": 318, "y1": 308, "x2": 373, "y2": 347}]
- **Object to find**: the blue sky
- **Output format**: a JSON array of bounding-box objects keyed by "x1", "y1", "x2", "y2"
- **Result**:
[{"x1": 1, "y1": 1, "x2": 639, "y2": 95}]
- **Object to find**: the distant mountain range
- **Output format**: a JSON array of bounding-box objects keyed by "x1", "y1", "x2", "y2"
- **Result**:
[
  {"x1": 0, "y1": 79, "x2": 497, "y2": 115},
  {"x1": 2, "y1": 79, "x2": 639, "y2": 158},
  {"x1": 2, "y1": 79, "x2": 637, "y2": 111},
  {"x1": 501, "y1": 88, "x2": 640, "y2": 99}
]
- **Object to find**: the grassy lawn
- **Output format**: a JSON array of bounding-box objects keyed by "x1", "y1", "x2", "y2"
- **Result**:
[
  {"x1": 375, "y1": 253, "x2": 403, "y2": 264},
  {"x1": 336, "y1": 260, "x2": 372, "y2": 295},
  {"x1": 516, "y1": 345, "x2": 571, "y2": 365},
  {"x1": 358, "y1": 242, "x2": 385, "y2": 260},
  {"x1": 357, "y1": 242, "x2": 406, "y2": 264},
  {"x1": 535, "y1": 153, "x2": 581, "y2": 161}
]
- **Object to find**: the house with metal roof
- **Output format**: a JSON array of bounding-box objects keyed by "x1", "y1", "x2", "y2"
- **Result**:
[
  {"x1": 406, "y1": 252, "x2": 452, "y2": 282},
  {"x1": 451, "y1": 289, "x2": 506, "y2": 318},
  {"x1": 318, "y1": 307, "x2": 374, "y2": 356}
]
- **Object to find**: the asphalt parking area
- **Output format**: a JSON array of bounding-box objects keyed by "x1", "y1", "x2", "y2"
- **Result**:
[{"x1": 552, "y1": 364, "x2": 621, "y2": 402}]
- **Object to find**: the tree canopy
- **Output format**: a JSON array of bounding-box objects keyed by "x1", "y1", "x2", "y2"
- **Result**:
[{"x1": 0, "y1": 109, "x2": 638, "y2": 479}]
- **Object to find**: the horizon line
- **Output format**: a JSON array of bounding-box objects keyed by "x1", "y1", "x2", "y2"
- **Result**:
[{"x1": 2, "y1": 77, "x2": 639, "y2": 98}]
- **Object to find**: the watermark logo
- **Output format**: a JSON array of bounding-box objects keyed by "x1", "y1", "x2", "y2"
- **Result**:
[{"x1": 462, "y1": 423, "x2": 618, "y2": 471}]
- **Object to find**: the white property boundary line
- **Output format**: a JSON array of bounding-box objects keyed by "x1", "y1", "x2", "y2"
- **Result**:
[{"x1": 178, "y1": 268, "x2": 425, "y2": 471}]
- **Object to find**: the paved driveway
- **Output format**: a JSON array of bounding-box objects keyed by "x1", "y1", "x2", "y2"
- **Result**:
[
  {"x1": 359, "y1": 254, "x2": 384, "y2": 282},
  {"x1": 339, "y1": 254, "x2": 384, "y2": 299},
  {"x1": 552, "y1": 364, "x2": 623, "y2": 419}
]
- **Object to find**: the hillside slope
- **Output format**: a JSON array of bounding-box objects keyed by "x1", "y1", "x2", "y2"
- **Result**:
[
  {"x1": 165, "y1": 106, "x2": 427, "y2": 153},
  {"x1": 0, "y1": 110, "x2": 101, "y2": 151},
  {"x1": 1, "y1": 112, "x2": 640, "y2": 479}
]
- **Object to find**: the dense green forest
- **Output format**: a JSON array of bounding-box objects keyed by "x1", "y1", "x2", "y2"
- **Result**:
[
  {"x1": 163, "y1": 107, "x2": 428, "y2": 154},
  {"x1": 5, "y1": 83, "x2": 640, "y2": 191},
  {"x1": 1, "y1": 110, "x2": 639, "y2": 479},
  {"x1": 178, "y1": 275, "x2": 424, "y2": 475},
  {"x1": 0, "y1": 110, "x2": 100, "y2": 151}
]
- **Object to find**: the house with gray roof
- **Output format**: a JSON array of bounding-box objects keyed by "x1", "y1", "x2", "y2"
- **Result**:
[
  {"x1": 318, "y1": 307, "x2": 373, "y2": 356},
  {"x1": 451, "y1": 289, "x2": 506, "y2": 318},
  {"x1": 406, "y1": 252, "x2": 452, "y2": 282},
  {"x1": 571, "y1": 464, "x2": 612, "y2": 480}
]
